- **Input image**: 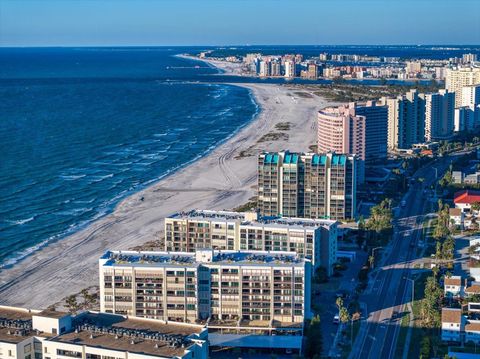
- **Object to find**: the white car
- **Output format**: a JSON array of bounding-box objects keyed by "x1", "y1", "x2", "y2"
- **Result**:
[{"x1": 333, "y1": 314, "x2": 340, "y2": 324}]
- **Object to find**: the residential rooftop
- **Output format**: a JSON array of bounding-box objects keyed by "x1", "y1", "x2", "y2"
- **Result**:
[
  {"x1": 48, "y1": 312, "x2": 204, "y2": 358},
  {"x1": 442, "y1": 308, "x2": 462, "y2": 323},
  {"x1": 445, "y1": 276, "x2": 463, "y2": 286},
  {"x1": 0, "y1": 307, "x2": 36, "y2": 344},
  {"x1": 101, "y1": 250, "x2": 306, "y2": 268},
  {"x1": 167, "y1": 209, "x2": 337, "y2": 230}
]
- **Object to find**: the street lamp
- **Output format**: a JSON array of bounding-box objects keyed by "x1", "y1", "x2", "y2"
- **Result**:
[
  {"x1": 371, "y1": 247, "x2": 383, "y2": 268},
  {"x1": 405, "y1": 277, "x2": 415, "y2": 305}
]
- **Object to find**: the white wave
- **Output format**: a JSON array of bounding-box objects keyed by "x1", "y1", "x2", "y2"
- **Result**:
[
  {"x1": 5, "y1": 216, "x2": 35, "y2": 226},
  {"x1": 153, "y1": 133, "x2": 168, "y2": 137},
  {"x1": 0, "y1": 238, "x2": 51, "y2": 269},
  {"x1": 59, "y1": 174, "x2": 86, "y2": 181},
  {"x1": 56, "y1": 207, "x2": 93, "y2": 216},
  {"x1": 90, "y1": 173, "x2": 114, "y2": 183}
]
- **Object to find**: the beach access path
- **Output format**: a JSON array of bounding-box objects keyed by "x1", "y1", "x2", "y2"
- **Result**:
[{"x1": 0, "y1": 82, "x2": 336, "y2": 309}]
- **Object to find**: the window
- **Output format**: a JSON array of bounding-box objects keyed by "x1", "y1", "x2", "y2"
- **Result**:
[
  {"x1": 86, "y1": 354, "x2": 101, "y2": 359},
  {"x1": 8, "y1": 350, "x2": 12, "y2": 357},
  {"x1": 24, "y1": 344, "x2": 32, "y2": 353},
  {"x1": 56, "y1": 349, "x2": 82, "y2": 358},
  {"x1": 52, "y1": 328, "x2": 57, "y2": 335},
  {"x1": 25, "y1": 355, "x2": 31, "y2": 359}
]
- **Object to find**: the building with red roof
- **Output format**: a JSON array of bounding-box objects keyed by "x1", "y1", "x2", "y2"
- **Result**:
[{"x1": 454, "y1": 190, "x2": 480, "y2": 211}]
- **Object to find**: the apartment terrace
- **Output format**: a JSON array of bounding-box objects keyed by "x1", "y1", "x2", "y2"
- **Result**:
[
  {"x1": 101, "y1": 251, "x2": 198, "y2": 268},
  {"x1": 168, "y1": 209, "x2": 248, "y2": 222},
  {"x1": 0, "y1": 307, "x2": 36, "y2": 344},
  {"x1": 242, "y1": 216, "x2": 337, "y2": 230},
  {"x1": 48, "y1": 312, "x2": 205, "y2": 358},
  {"x1": 210, "y1": 251, "x2": 304, "y2": 266}
]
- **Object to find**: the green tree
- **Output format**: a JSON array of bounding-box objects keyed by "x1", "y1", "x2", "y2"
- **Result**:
[
  {"x1": 65, "y1": 295, "x2": 79, "y2": 314},
  {"x1": 420, "y1": 276, "x2": 443, "y2": 328},
  {"x1": 339, "y1": 306, "x2": 350, "y2": 323},
  {"x1": 472, "y1": 201, "x2": 480, "y2": 212}
]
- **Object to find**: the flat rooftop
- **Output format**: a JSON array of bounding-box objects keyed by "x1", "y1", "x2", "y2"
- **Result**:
[
  {"x1": 101, "y1": 251, "x2": 199, "y2": 268},
  {"x1": 243, "y1": 217, "x2": 337, "y2": 230},
  {"x1": 101, "y1": 250, "x2": 306, "y2": 268},
  {"x1": 0, "y1": 307, "x2": 34, "y2": 344},
  {"x1": 210, "y1": 251, "x2": 305, "y2": 266},
  {"x1": 168, "y1": 209, "x2": 247, "y2": 222},
  {"x1": 48, "y1": 312, "x2": 203, "y2": 358},
  {"x1": 167, "y1": 209, "x2": 337, "y2": 230}
]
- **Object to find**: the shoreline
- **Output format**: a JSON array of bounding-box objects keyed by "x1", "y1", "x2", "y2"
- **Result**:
[{"x1": 0, "y1": 66, "x2": 334, "y2": 309}]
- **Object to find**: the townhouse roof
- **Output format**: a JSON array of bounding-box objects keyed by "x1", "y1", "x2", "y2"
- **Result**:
[
  {"x1": 442, "y1": 308, "x2": 462, "y2": 323},
  {"x1": 454, "y1": 190, "x2": 480, "y2": 204},
  {"x1": 444, "y1": 276, "x2": 462, "y2": 286},
  {"x1": 449, "y1": 208, "x2": 462, "y2": 216},
  {"x1": 466, "y1": 283, "x2": 480, "y2": 294},
  {"x1": 466, "y1": 321, "x2": 480, "y2": 332}
]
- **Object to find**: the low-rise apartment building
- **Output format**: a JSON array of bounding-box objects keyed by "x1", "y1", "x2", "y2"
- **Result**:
[
  {"x1": 0, "y1": 306, "x2": 208, "y2": 359},
  {"x1": 444, "y1": 276, "x2": 465, "y2": 297},
  {"x1": 99, "y1": 249, "x2": 311, "y2": 329},
  {"x1": 441, "y1": 308, "x2": 464, "y2": 343},
  {"x1": 165, "y1": 210, "x2": 337, "y2": 274}
]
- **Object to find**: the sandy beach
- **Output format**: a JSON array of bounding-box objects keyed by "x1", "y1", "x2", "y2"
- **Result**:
[{"x1": 0, "y1": 78, "x2": 336, "y2": 309}]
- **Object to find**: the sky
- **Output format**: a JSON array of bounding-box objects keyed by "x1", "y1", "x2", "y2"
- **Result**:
[{"x1": 1, "y1": 0, "x2": 479, "y2": 47}]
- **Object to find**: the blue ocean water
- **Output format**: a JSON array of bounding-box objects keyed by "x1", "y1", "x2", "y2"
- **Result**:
[{"x1": 0, "y1": 48, "x2": 258, "y2": 267}]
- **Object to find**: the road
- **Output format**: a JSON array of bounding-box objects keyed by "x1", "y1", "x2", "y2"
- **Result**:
[{"x1": 349, "y1": 153, "x2": 461, "y2": 359}]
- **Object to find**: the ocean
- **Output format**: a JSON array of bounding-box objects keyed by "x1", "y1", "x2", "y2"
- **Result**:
[
  {"x1": 1, "y1": 45, "x2": 479, "y2": 269},
  {"x1": 0, "y1": 47, "x2": 258, "y2": 267}
]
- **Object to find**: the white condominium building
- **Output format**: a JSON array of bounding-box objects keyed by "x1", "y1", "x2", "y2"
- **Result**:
[
  {"x1": 423, "y1": 89, "x2": 455, "y2": 141},
  {"x1": 99, "y1": 249, "x2": 311, "y2": 329},
  {"x1": 446, "y1": 67, "x2": 480, "y2": 107},
  {"x1": 0, "y1": 306, "x2": 208, "y2": 359},
  {"x1": 381, "y1": 89, "x2": 425, "y2": 150},
  {"x1": 164, "y1": 210, "x2": 337, "y2": 273}
]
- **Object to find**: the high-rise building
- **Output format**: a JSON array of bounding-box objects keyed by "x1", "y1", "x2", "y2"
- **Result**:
[
  {"x1": 270, "y1": 59, "x2": 281, "y2": 76},
  {"x1": 99, "y1": 249, "x2": 311, "y2": 326},
  {"x1": 454, "y1": 106, "x2": 477, "y2": 132},
  {"x1": 317, "y1": 101, "x2": 388, "y2": 162},
  {"x1": 423, "y1": 89, "x2": 455, "y2": 141},
  {"x1": 463, "y1": 53, "x2": 478, "y2": 64},
  {"x1": 284, "y1": 60, "x2": 296, "y2": 78},
  {"x1": 258, "y1": 152, "x2": 356, "y2": 220},
  {"x1": 405, "y1": 61, "x2": 422, "y2": 76},
  {"x1": 446, "y1": 67, "x2": 480, "y2": 107},
  {"x1": 165, "y1": 210, "x2": 338, "y2": 273},
  {"x1": 461, "y1": 84, "x2": 480, "y2": 107},
  {"x1": 381, "y1": 89, "x2": 426, "y2": 150},
  {"x1": 307, "y1": 63, "x2": 319, "y2": 79},
  {"x1": 259, "y1": 60, "x2": 271, "y2": 77}
]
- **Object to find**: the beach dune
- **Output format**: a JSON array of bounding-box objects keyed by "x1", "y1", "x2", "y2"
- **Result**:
[{"x1": 0, "y1": 82, "x2": 334, "y2": 309}]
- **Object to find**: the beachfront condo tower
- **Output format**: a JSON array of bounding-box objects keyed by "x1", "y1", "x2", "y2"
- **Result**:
[
  {"x1": 423, "y1": 89, "x2": 455, "y2": 141},
  {"x1": 446, "y1": 67, "x2": 480, "y2": 107},
  {"x1": 99, "y1": 249, "x2": 311, "y2": 327},
  {"x1": 164, "y1": 209, "x2": 338, "y2": 274},
  {"x1": 317, "y1": 101, "x2": 388, "y2": 183},
  {"x1": 381, "y1": 89, "x2": 426, "y2": 150},
  {"x1": 257, "y1": 152, "x2": 356, "y2": 221}
]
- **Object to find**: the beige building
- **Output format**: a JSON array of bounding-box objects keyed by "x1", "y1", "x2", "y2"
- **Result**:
[
  {"x1": 0, "y1": 306, "x2": 208, "y2": 359},
  {"x1": 99, "y1": 249, "x2": 311, "y2": 330},
  {"x1": 381, "y1": 89, "x2": 425, "y2": 150},
  {"x1": 446, "y1": 67, "x2": 480, "y2": 107},
  {"x1": 423, "y1": 89, "x2": 455, "y2": 141},
  {"x1": 165, "y1": 210, "x2": 337, "y2": 273}
]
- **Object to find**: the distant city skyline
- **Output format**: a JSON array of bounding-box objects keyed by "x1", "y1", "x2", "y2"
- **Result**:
[{"x1": 1, "y1": 0, "x2": 479, "y2": 47}]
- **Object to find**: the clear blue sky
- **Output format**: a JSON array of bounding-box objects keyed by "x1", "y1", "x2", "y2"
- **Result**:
[{"x1": 1, "y1": 0, "x2": 479, "y2": 46}]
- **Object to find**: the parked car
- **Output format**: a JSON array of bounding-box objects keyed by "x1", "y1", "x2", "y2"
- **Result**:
[{"x1": 333, "y1": 314, "x2": 340, "y2": 324}]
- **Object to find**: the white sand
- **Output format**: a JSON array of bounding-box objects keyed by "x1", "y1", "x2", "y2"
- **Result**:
[{"x1": 0, "y1": 82, "x2": 334, "y2": 309}]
